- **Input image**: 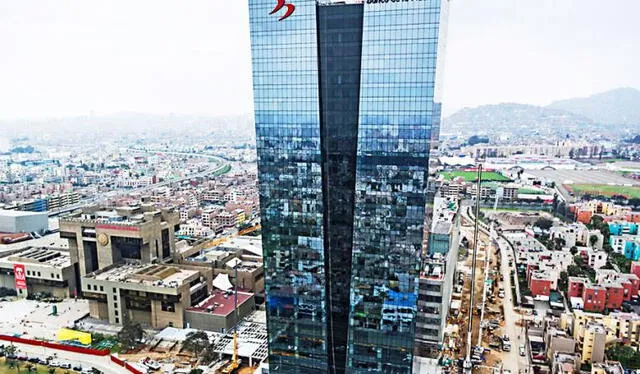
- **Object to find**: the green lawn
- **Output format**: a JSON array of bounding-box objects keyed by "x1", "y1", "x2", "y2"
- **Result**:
[
  {"x1": 440, "y1": 171, "x2": 511, "y2": 182},
  {"x1": 518, "y1": 188, "x2": 546, "y2": 195},
  {"x1": 565, "y1": 184, "x2": 640, "y2": 199},
  {"x1": 0, "y1": 359, "x2": 72, "y2": 374}
]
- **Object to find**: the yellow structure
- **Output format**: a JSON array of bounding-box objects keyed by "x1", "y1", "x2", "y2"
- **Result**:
[
  {"x1": 572, "y1": 310, "x2": 640, "y2": 362},
  {"x1": 57, "y1": 328, "x2": 92, "y2": 345}
]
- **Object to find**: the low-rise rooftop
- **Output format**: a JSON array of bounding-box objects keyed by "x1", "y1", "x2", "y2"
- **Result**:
[
  {"x1": 0, "y1": 247, "x2": 72, "y2": 269},
  {"x1": 90, "y1": 263, "x2": 198, "y2": 288},
  {"x1": 188, "y1": 289, "x2": 253, "y2": 316}
]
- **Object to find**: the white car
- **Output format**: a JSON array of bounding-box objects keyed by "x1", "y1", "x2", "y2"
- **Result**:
[{"x1": 519, "y1": 344, "x2": 526, "y2": 356}]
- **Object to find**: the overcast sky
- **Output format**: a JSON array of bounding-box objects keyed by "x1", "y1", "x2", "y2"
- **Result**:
[{"x1": 1, "y1": 0, "x2": 639, "y2": 120}]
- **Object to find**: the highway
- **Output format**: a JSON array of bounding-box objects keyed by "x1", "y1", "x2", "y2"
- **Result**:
[{"x1": 48, "y1": 151, "x2": 231, "y2": 216}]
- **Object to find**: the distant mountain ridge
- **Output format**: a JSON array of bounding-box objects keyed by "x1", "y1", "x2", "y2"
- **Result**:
[
  {"x1": 445, "y1": 87, "x2": 640, "y2": 135},
  {"x1": 548, "y1": 87, "x2": 640, "y2": 126}
]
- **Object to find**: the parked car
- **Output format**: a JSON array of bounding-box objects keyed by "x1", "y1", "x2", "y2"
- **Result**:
[
  {"x1": 519, "y1": 344, "x2": 526, "y2": 356},
  {"x1": 73, "y1": 365, "x2": 83, "y2": 371}
]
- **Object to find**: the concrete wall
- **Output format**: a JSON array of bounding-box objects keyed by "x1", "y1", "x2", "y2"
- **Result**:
[{"x1": 184, "y1": 311, "x2": 227, "y2": 332}]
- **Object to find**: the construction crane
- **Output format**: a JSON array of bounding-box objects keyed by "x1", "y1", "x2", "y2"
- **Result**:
[{"x1": 220, "y1": 264, "x2": 241, "y2": 374}]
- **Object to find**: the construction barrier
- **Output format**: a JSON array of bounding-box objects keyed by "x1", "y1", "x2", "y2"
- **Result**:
[
  {"x1": 0, "y1": 334, "x2": 109, "y2": 356},
  {"x1": 111, "y1": 355, "x2": 145, "y2": 374}
]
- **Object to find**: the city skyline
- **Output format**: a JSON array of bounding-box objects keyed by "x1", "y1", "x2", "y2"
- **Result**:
[{"x1": 1, "y1": 0, "x2": 639, "y2": 120}]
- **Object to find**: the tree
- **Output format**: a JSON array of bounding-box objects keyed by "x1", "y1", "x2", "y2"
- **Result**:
[
  {"x1": 570, "y1": 246, "x2": 578, "y2": 255},
  {"x1": 558, "y1": 271, "x2": 568, "y2": 293},
  {"x1": 182, "y1": 331, "x2": 210, "y2": 356},
  {"x1": 606, "y1": 344, "x2": 640, "y2": 369},
  {"x1": 201, "y1": 344, "x2": 218, "y2": 365},
  {"x1": 589, "y1": 235, "x2": 599, "y2": 247},
  {"x1": 4, "y1": 344, "x2": 17, "y2": 356},
  {"x1": 574, "y1": 255, "x2": 584, "y2": 267},
  {"x1": 467, "y1": 135, "x2": 489, "y2": 146},
  {"x1": 117, "y1": 320, "x2": 144, "y2": 349},
  {"x1": 553, "y1": 237, "x2": 566, "y2": 251},
  {"x1": 533, "y1": 218, "x2": 553, "y2": 231}
]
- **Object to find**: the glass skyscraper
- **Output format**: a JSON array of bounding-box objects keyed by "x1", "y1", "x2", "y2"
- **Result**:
[{"x1": 248, "y1": 0, "x2": 448, "y2": 372}]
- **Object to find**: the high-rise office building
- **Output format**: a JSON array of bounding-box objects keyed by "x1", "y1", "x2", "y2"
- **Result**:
[{"x1": 249, "y1": 0, "x2": 448, "y2": 372}]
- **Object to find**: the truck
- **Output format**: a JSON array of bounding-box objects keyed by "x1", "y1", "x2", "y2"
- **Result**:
[{"x1": 502, "y1": 341, "x2": 512, "y2": 352}]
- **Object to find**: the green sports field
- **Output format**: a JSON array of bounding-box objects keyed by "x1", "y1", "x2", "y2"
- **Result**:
[
  {"x1": 440, "y1": 171, "x2": 511, "y2": 182},
  {"x1": 565, "y1": 184, "x2": 640, "y2": 199}
]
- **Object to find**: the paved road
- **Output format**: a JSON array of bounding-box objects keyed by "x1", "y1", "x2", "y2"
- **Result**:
[
  {"x1": 48, "y1": 154, "x2": 230, "y2": 216},
  {"x1": 7, "y1": 342, "x2": 128, "y2": 374},
  {"x1": 497, "y1": 237, "x2": 529, "y2": 374}
]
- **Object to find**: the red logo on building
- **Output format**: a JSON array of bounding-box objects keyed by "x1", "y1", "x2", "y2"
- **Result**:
[
  {"x1": 270, "y1": 0, "x2": 295, "y2": 21},
  {"x1": 13, "y1": 264, "x2": 27, "y2": 290}
]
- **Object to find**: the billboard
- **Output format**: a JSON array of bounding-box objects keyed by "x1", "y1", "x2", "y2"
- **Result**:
[{"x1": 13, "y1": 264, "x2": 27, "y2": 290}]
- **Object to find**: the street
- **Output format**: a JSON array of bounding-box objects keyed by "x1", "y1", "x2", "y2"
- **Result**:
[
  {"x1": 5, "y1": 342, "x2": 128, "y2": 374},
  {"x1": 496, "y1": 236, "x2": 529, "y2": 374}
]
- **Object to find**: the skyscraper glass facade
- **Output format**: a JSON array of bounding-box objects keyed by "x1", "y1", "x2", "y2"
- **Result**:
[{"x1": 248, "y1": 1, "x2": 448, "y2": 372}]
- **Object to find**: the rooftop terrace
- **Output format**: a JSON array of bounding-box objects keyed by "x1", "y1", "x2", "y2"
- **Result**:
[{"x1": 90, "y1": 263, "x2": 198, "y2": 288}]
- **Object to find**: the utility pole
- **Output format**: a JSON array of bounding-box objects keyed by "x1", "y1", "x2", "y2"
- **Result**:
[{"x1": 465, "y1": 164, "x2": 483, "y2": 373}]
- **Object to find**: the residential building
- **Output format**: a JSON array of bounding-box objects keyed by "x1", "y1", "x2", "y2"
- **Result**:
[
  {"x1": 545, "y1": 327, "x2": 576, "y2": 361},
  {"x1": 577, "y1": 247, "x2": 608, "y2": 270},
  {"x1": 591, "y1": 361, "x2": 624, "y2": 374},
  {"x1": 551, "y1": 352, "x2": 581, "y2": 374},
  {"x1": 578, "y1": 322, "x2": 606, "y2": 363},
  {"x1": 248, "y1": 0, "x2": 449, "y2": 371},
  {"x1": 611, "y1": 235, "x2": 640, "y2": 259},
  {"x1": 573, "y1": 310, "x2": 640, "y2": 352}
]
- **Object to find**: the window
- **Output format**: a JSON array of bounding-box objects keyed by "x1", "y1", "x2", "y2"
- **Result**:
[
  {"x1": 56, "y1": 274, "x2": 60, "y2": 279},
  {"x1": 100, "y1": 286, "x2": 104, "y2": 292},
  {"x1": 93, "y1": 285, "x2": 97, "y2": 291},
  {"x1": 113, "y1": 295, "x2": 118, "y2": 301},
  {"x1": 114, "y1": 303, "x2": 118, "y2": 308},
  {"x1": 27, "y1": 270, "x2": 31, "y2": 276},
  {"x1": 113, "y1": 288, "x2": 116, "y2": 293},
  {"x1": 114, "y1": 310, "x2": 118, "y2": 316},
  {"x1": 51, "y1": 273, "x2": 54, "y2": 278},
  {"x1": 161, "y1": 301, "x2": 175, "y2": 312},
  {"x1": 37, "y1": 272, "x2": 41, "y2": 277},
  {"x1": 115, "y1": 318, "x2": 119, "y2": 324}
]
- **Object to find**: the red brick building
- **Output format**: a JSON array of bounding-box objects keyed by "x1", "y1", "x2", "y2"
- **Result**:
[
  {"x1": 530, "y1": 276, "x2": 553, "y2": 297},
  {"x1": 631, "y1": 262, "x2": 640, "y2": 279},
  {"x1": 568, "y1": 277, "x2": 588, "y2": 298},
  {"x1": 605, "y1": 284, "x2": 625, "y2": 310},
  {"x1": 583, "y1": 285, "x2": 607, "y2": 313}
]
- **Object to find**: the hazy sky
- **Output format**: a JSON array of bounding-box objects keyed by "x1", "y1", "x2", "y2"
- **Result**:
[{"x1": 1, "y1": 0, "x2": 639, "y2": 119}]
